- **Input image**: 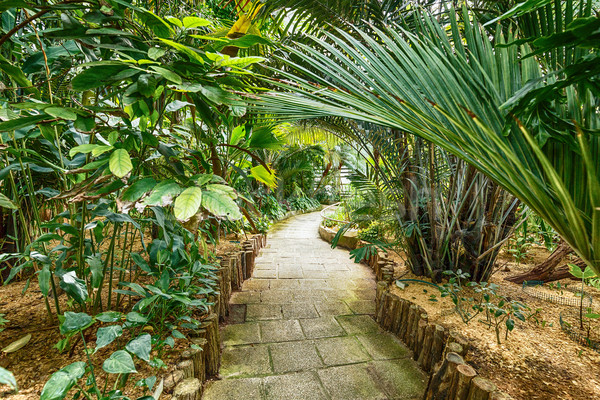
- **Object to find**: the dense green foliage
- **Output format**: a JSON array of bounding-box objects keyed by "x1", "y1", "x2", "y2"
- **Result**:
[{"x1": 0, "y1": 0, "x2": 599, "y2": 397}]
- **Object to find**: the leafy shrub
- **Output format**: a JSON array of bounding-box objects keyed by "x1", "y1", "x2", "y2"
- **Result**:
[
  {"x1": 289, "y1": 196, "x2": 320, "y2": 211},
  {"x1": 357, "y1": 220, "x2": 385, "y2": 242}
]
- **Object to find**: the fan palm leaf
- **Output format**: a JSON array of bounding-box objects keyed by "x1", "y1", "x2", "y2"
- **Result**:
[{"x1": 251, "y1": 6, "x2": 600, "y2": 275}]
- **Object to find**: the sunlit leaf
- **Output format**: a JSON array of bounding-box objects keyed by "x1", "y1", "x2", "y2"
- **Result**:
[{"x1": 173, "y1": 187, "x2": 203, "y2": 221}]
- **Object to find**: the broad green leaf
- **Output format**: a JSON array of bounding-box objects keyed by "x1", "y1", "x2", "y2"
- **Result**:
[
  {"x1": 182, "y1": 16, "x2": 211, "y2": 29},
  {"x1": 71, "y1": 65, "x2": 127, "y2": 91},
  {"x1": 60, "y1": 312, "x2": 93, "y2": 334},
  {"x1": 583, "y1": 267, "x2": 597, "y2": 279},
  {"x1": 205, "y1": 184, "x2": 236, "y2": 198},
  {"x1": 568, "y1": 263, "x2": 584, "y2": 278},
  {"x1": 95, "y1": 325, "x2": 123, "y2": 352},
  {"x1": 201, "y1": 190, "x2": 242, "y2": 220},
  {"x1": 69, "y1": 144, "x2": 98, "y2": 157},
  {"x1": 38, "y1": 264, "x2": 50, "y2": 296},
  {"x1": 122, "y1": 178, "x2": 157, "y2": 202},
  {"x1": 102, "y1": 350, "x2": 137, "y2": 374},
  {"x1": 74, "y1": 116, "x2": 95, "y2": 132},
  {"x1": 109, "y1": 149, "x2": 133, "y2": 178},
  {"x1": 158, "y1": 39, "x2": 204, "y2": 64},
  {"x1": 144, "y1": 180, "x2": 181, "y2": 206},
  {"x1": 250, "y1": 165, "x2": 277, "y2": 188},
  {"x1": 0, "y1": 367, "x2": 17, "y2": 391},
  {"x1": 91, "y1": 145, "x2": 114, "y2": 157},
  {"x1": 45, "y1": 107, "x2": 77, "y2": 121},
  {"x1": 59, "y1": 271, "x2": 88, "y2": 304},
  {"x1": 220, "y1": 56, "x2": 265, "y2": 67},
  {"x1": 149, "y1": 66, "x2": 182, "y2": 84},
  {"x1": 40, "y1": 362, "x2": 86, "y2": 400},
  {"x1": 1, "y1": 334, "x2": 31, "y2": 353},
  {"x1": 86, "y1": 256, "x2": 103, "y2": 288},
  {"x1": 173, "y1": 187, "x2": 203, "y2": 221},
  {"x1": 230, "y1": 125, "x2": 245, "y2": 146},
  {"x1": 0, "y1": 193, "x2": 17, "y2": 209},
  {"x1": 165, "y1": 100, "x2": 192, "y2": 113},
  {"x1": 126, "y1": 312, "x2": 148, "y2": 324},
  {"x1": 96, "y1": 311, "x2": 123, "y2": 323},
  {"x1": 148, "y1": 48, "x2": 166, "y2": 60},
  {"x1": 126, "y1": 333, "x2": 151, "y2": 362},
  {"x1": 165, "y1": 16, "x2": 182, "y2": 27},
  {"x1": 0, "y1": 114, "x2": 47, "y2": 131}
]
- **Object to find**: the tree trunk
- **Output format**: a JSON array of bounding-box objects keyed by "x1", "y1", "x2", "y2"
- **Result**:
[{"x1": 505, "y1": 240, "x2": 585, "y2": 284}]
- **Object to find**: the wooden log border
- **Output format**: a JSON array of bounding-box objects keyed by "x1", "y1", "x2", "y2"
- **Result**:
[
  {"x1": 167, "y1": 233, "x2": 267, "y2": 399},
  {"x1": 375, "y1": 281, "x2": 514, "y2": 400}
]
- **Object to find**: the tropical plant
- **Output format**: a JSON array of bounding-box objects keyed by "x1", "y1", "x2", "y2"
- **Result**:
[{"x1": 252, "y1": 2, "x2": 600, "y2": 277}]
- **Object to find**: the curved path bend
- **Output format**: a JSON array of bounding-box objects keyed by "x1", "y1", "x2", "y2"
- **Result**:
[{"x1": 203, "y1": 212, "x2": 426, "y2": 400}]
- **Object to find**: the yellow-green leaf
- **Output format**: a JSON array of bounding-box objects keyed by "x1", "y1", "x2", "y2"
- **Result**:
[
  {"x1": 109, "y1": 149, "x2": 133, "y2": 178},
  {"x1": 173, "y1": 187, "x2": 203, "y2": 221}
]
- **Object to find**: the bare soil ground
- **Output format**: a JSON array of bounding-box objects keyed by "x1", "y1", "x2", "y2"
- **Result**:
[
  {"x1": 387, "y1": 246, "x2": 600, "y2": 400},
  {"x1": 0, "y1": 234, "x2": 243, "y2": 399}
]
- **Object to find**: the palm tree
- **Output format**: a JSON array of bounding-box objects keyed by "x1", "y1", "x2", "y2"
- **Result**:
[{"x1": 252, "y1": 2, "x2": 600, "y2": 276}]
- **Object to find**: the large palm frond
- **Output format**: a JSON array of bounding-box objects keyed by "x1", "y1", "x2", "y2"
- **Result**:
[{"x1": 252, "y1": 6, "x2": 600, "y2": 275}]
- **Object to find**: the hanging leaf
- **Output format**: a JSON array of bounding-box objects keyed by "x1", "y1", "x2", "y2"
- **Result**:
[
  {"x1": 201, "y1": 190, "x2": 242, "y2": 220},
  {"x1": 38, "y1": 264, "x2": 51, "y2": 296},
  {"x1": 0, "y1": 193, "x2": 17, "y2": 209},
  {"x1": 102, "y1": 350, "x2": 137, "y2": 374},
  {"x1": 126, "y1": 333, "x2": 151, "y2": 362},
  {"x1": 1, "y1": 334, "x2": 31, "y2": 353},
  {"x1": 86, "y1": 256, "x2": 104, "y2": 289},
  {"x1": 40, "y1": 362, "x2": 86, "y2": 400},
  {"x1": 173, "y1": 187, "x2": 203, "y2": 221},
  {"x1": 59, "y1": 271, "x2": 88, "y2": 304},
  {"x1": 109, "y1": 149, "x2": 133, "y2": 178}
]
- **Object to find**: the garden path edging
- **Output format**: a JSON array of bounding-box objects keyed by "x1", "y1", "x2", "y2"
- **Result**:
[{"x1": 164, "y1": 233, "x2": 266, "y2": 399}]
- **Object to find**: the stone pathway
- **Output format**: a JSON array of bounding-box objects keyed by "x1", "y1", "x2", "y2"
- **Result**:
[{"x1": 202, "y1": 212, "x2": 427, "y2": 400}]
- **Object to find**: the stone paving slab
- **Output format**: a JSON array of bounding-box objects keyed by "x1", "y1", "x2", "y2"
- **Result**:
[
  {"x1": 315, "y1": 336, "x2": 372, "y2": 366},
  {"x1": 299, "y1": 316, "x2": 346, "y2": 339},
  {"x1": 203, "y1": 378, "x2": 263, "y2": 400},
  {"x1": 220, "y1": 345, "x2": 272, "y2": 378},
  {"x1": 259, "y1": 319, "x2": 305, "y2": 343},
  {"x1": 222, "y1": 322, "x2": 261, "y2": 346},
  {"x1": 264, "y1": 372, "x2": 328, "y2": 400},
  {"x1": 269, "y1": 341, "x2": 323, "y2": 373},
  {"x1": 317, "y1": 364, "x2": 388, "y2": 400},
  {"x1": 202, "y1": 212, "x2": 426, "y2": 400}
]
